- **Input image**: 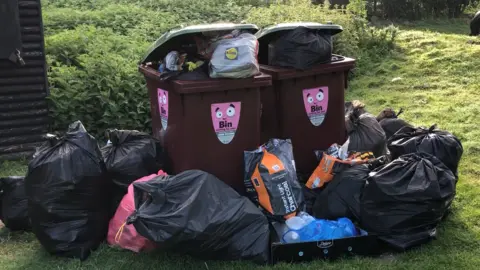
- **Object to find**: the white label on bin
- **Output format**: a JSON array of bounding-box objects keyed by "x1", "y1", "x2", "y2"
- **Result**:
[
  {"x1": 302, "y1": 87, "x2": 329, "y2": 127},
  {"x1": 157, "y1": 88, "x2": 169, "y2": 130},
  {"x1": 211, "y1": 102, "x2": 241, "y2": 144}
]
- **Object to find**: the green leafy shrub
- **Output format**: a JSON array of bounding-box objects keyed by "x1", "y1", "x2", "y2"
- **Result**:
[
  {"x1": 44, "y1": 4, "x2": 179, "y2": 40},
  {"x1": 117, "y1": 0, "x2": 255, "y2": 24},
  {"x1": 46, "y1": 26, "x2": 151, "y2": 136}
]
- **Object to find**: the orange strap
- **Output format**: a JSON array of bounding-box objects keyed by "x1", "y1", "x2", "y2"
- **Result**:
[{"x1": 115, "y1": 222, "x2": 127, "y2": 243}]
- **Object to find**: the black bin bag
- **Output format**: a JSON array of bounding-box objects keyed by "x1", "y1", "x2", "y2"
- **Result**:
[
  {"x1": 127, "y1": 170, "x2": 270, "y2": 264},
  {"x1": 380, "y1": 118, "x2": 413, "y2": 140},
  {"x1": 377, "y1": 108, "x2": 413, "y2": 140},
  {"x1": 344, "y1": 109, "x2": 388, "y2": 157},
  {"x1": 388, "y1": 125, "x2": 463, "y2": 178},
  {"x1": 25, "y1": 121, "x2": 110, "y2": 260},
  {"x1": 313, "y1": 164, "x2": 370, "y2": 222},
  {"x1": 101, "y1": 129, "x2": 165, "y2": 215},
  {"x1": 268, "y1": 27, "x2": 332, "y2": 70},
  {"x1": 0, "y1": 176, "x2": 30, "y2": 231},
  {"x1": 360, "y1": 153, "x2": 456, "y2": 251}
]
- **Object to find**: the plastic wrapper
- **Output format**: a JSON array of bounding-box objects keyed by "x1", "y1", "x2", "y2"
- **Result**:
[
  {"x1": 244, "y1": 139, "x2": 304, "y2": 220},
  {"x1": 209, "y1": 33, "x2": 260, "y2": 79}
]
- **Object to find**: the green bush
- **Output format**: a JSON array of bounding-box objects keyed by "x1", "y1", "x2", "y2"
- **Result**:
[
  {"x1": 43, "y1": 0, "x2": 397, "y2": 137},
  {"x1": 44, "y1": 4, "x2": 179, "y2": 40},
  {"x1": 46, "y1": 26, "x2": 151, "y2": 136}
]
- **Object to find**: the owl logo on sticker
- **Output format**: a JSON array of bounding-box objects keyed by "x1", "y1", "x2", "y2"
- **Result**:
[
  {"x1": 225, "y1": 47, "x2": 238, "y2": 60},
  {"x1": 211, "y1": 102, "x2": 241, "y2": 144},
  {"x1": 303, "y1": 87, "x2": 329, "y2": 127}
]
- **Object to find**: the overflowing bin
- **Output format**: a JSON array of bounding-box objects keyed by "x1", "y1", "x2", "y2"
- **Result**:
[
  {"x1": 138, "y1": 24, "x2": 271, "y2": 194},
  {"x1": 256, "y1": 22, "x2": 356, "y2": 174}
]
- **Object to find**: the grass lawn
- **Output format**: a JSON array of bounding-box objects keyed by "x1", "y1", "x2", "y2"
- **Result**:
[{"x1": 1, "y1": 20, "x2": 480, "y2": 270}]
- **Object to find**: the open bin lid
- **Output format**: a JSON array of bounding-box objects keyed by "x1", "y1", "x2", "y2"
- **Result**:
[
  {"x1": 140, "y1": 23, "x2": 259, "y2": 64},
  {"x1": 255, "y1": 22, "x2": 343, "y2": 45}
]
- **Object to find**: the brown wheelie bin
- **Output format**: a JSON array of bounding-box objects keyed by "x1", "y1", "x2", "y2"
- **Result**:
[
  {"x1": 138, "y1": 24, "x2": 271, "y2": 194},
  {"x1": 256, "y1": 23, "x2": 355, "y2": 174}
]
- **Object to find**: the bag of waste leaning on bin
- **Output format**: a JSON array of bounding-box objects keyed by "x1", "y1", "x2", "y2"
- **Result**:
[
  {"x1": 360, "y1": 153, "x2": 456, "y2": 251},
  {"x1": 26, "y1": 121, "x2": 110, "y2": 260},
  {"x1": 313, "y1": 164, "x2": 370, "y2": 222},
  {"x1": 107, "y1": 170, "x2": 166, "y2": 253},
  {"x1": 388, "y1": 125, "x2": 463, "y2": 178},
  {"x1": 209, "y1": 33, "x2": 260, "y2": 79},
  {"x1": 127, "y1": 170, "x2": 270, "y2": 264},
  {"x1": 268, "y1": 26, "x2": 333, "y2": 70},
  {"x1": 244, "y1": 139, "x2": 305, "y2": 221},
  {"x1": 344, "y1": 108, "x2": 388, "y2": 157},
  {"x1": 101, "y1": 129, "x2": 166, "y2": 215},
  {"x1": 0, "y1": 176, "x2": 30, "y2": 231}
]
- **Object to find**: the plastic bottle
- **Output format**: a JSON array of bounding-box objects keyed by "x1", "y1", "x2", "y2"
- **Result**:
[
  {"x1": 281, "y1": 214, "x2": 358, "y2": 243},
  {"x1": 283, "y1": 212, "x2": 320, "y2": 243},
  {"x1": 337, "y1": 217, "x2": 358, "y2": 238},
  {"x1": 282, "y1": 231, "x2": 301, "y2": 243},
  {"x1": 285, "y1": 216, "x2": 307, "y2": 230}
]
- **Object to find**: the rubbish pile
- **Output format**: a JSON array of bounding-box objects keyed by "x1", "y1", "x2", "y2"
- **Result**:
[
  {"x1": 0, "y1": 100, "x2": 463, "y2": 264},
  {"x1": 145, "y1": 28, "x2": 260, "y2": 81},
  {"x1": 0, "y1": 22, "x2": 464, "y2": 265}
]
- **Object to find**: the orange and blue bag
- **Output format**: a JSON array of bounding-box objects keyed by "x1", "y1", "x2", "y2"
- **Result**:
[
  {"x1": 244, "y1": 139, "x2": 304, "y2": 220},
  {"x1": 306, "y1": 150, "x2": 374, "y2": 190}
]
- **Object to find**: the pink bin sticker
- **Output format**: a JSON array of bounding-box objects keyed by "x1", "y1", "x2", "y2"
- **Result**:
[
  {"x1": 303, "y1": 86, "x2": 329, "y2": 127},
  {"x1": 211, "y1": 102, "x2": 241, "y2": 144},
  {"x1": 157, "y1": 88, "x2": 168, "y2": 130}
]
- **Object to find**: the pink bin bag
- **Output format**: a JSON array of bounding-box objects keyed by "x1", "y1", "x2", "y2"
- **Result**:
[{"x1": 107, "y1": 170, "x2": 167, "y2": 252}]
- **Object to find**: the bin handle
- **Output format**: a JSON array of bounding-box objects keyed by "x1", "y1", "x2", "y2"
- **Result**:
[{"x1": 166, "y1": 24, "x2": 185, "y2": 33}]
